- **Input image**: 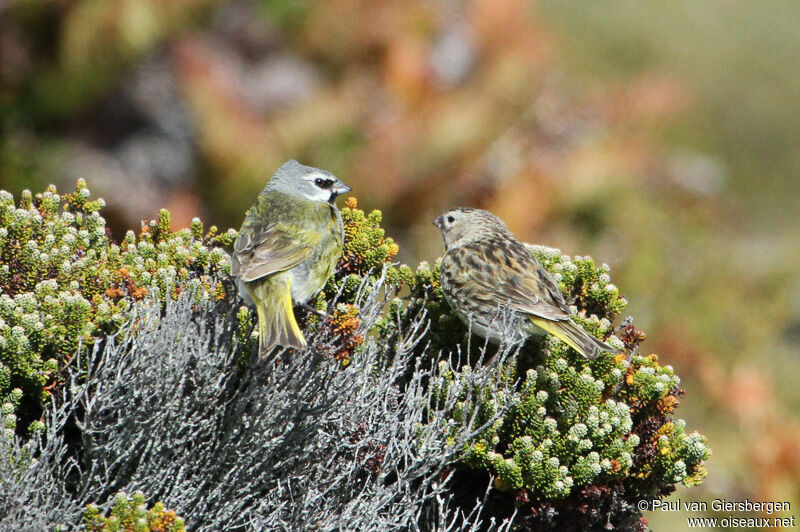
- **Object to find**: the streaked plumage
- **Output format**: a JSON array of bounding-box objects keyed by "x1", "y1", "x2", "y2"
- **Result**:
[
  {"x1": 232, "y1": 160, "x2": 351, "y2": 356},
  {"x1": 433, "y1": 207, "x2": 613, "y2": 359}
]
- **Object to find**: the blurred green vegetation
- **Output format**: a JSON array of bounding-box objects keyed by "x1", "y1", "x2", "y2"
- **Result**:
[
  {"x1": 536, "y1": 2, "x2": 800, "y2": 527},
  {"x1": 539, "y1": 0, "x2": 800, "y2": 226},
  {"x1": 1, "y1": 0, "x2": 799, "y2": 527}
]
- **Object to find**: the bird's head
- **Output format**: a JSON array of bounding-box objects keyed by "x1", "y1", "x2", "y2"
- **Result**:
[
  {"x1": 268, "y1": 159, "x2": 352, "y2": 205},
  {"x1": 433, "y1": 207, "x2": 510, "y2": 249}
]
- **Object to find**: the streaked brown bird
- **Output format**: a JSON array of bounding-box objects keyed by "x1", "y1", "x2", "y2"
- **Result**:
[
  {"x1": 232, "y1": 160, "x2": 351, "y2": 356},
  {"x1": 433, "y1": 207, "x2": 613, "y2": 359}
]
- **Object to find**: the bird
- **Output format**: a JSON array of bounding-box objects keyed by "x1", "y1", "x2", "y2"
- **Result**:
[
  {"x1": 433, "y1": 207, "x2": 614, "y2": 359},
  {"x1": 232, "y1": 160, "x2": 351, "y2": 356}
]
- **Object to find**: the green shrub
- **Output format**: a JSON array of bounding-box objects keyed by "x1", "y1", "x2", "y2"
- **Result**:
[
  {"x1": 83, "y1": 491, "x2": 185, "y2": 532},
  {"x1": 0, "y1": 181, "x2": 235, "y2": 431},
  {"x1": 331, "y1": 202, "x2": 709, "y2": 513},
  {"x1": 282, "y1": 197, "x2": 414, "y2": 365},
  {"x1": 0, "y1": 186, "x2": 708, "y2": 530},
  {"x1": 321, "y1": 196, "x2": 410, "y2": 303},
  {"x1": 373, "y1": 235, "x2": 709, "y2": 528}
]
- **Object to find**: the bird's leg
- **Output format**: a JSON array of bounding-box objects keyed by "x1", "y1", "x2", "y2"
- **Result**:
[{"x1": 299, "y1": 302, "x2": 327, "y2": 319}]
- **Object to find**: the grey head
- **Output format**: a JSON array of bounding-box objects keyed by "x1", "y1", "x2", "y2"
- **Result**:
[
  {"x1": 266, "y1": 159, "x2": 352, "y2": 204},
  {"x1": 433, "y1": 207, "x2": 512, "y2": 249}
]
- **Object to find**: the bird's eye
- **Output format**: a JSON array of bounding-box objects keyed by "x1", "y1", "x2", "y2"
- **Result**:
[
  {"x1": 447, "y1": 215, "x2": 455, "y2": 224},
  {"x1": 314, "y1": 177, "x2": 334, "y2": 189}
]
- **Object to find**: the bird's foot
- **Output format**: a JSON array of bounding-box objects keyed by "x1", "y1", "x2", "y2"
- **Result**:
[{"x1": 299, "y1": 302, "x2": 327, "y2": 319}]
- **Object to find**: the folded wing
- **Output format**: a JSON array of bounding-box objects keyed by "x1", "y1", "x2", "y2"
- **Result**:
[
  {"x1": 457, "y1": 239, "x2": 571, "y2": 322},
  {"x1": 233, "y1": 223, "x2": 319, "y2": 282}
]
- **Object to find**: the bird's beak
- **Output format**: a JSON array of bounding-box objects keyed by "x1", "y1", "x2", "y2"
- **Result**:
[
  {"x1": 333, "y1": 180, "x2": 352, "y2": 196},
  {"x1": 329, "y1": 180, "x2": 352, "y2": 202},
  {"x1": 432, "y1": 216, "x2": 443, "y2": 230}
]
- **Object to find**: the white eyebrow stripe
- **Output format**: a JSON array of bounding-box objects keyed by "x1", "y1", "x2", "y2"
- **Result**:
[{"x1": 304, "y1": 171, "x2": 330, "y2": 181}]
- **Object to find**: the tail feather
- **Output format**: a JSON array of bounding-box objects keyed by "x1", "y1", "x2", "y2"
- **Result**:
[
  {"x1": 530, "y1": 317, "x2": 614, "y2": 360},
  {"x1": 245, "y1": 275, "x2": 306, "y2": 358}
]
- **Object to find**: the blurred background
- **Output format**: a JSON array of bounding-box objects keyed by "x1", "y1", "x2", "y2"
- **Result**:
[{"x1": 1, "y1": 0, "x2": 799, "y2": 527}]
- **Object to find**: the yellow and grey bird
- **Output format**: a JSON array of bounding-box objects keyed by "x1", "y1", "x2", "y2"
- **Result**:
[
  {"x1": 232, "y1": 160, "x2": 351, "y2": 356},
  {"x1": 433, "y1": 207, "x2": 613, "y2": 359}
]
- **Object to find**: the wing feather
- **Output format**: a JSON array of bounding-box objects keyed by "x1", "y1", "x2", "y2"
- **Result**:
[
  {"x1": 455, "y1": 239, "x2": 571, "y2": 322},
  {"x1": 233, "y1": 222, "x2": 319, "y2": 282}
]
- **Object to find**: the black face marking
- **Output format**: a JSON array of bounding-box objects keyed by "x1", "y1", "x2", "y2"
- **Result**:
[{"x1": 315, "y1": 177, "x2": 335, "y2": 189}]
